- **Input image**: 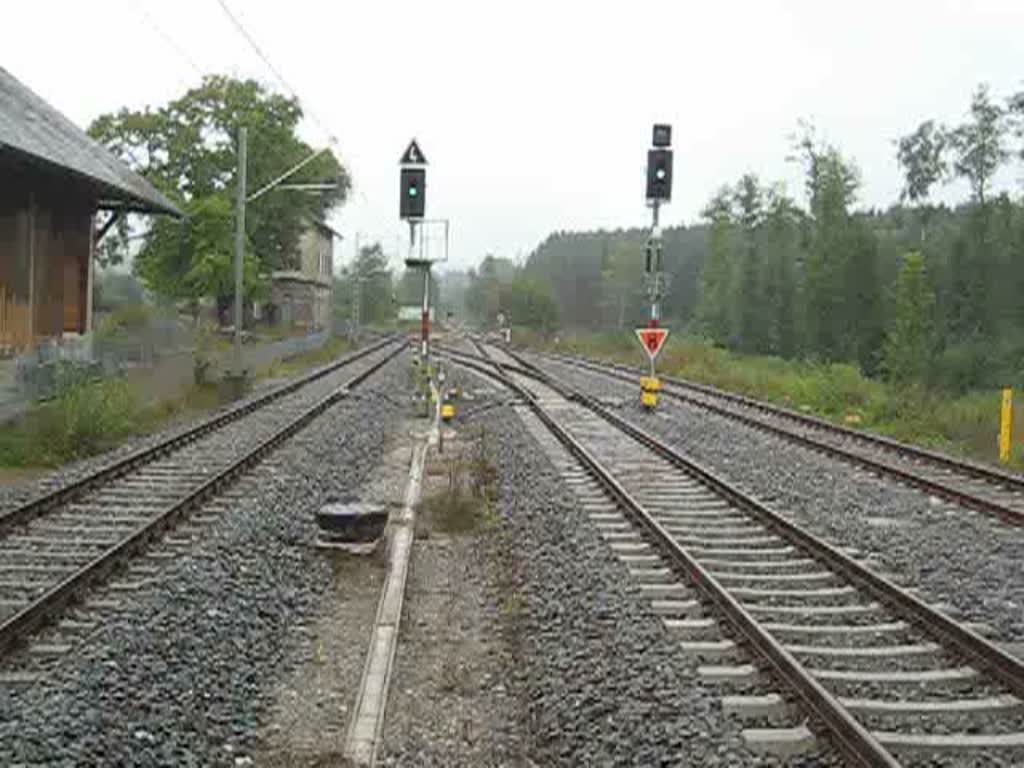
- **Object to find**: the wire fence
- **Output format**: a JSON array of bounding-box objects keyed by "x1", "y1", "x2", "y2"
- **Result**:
[{"x1": 3, "y1": 314, "x2": 331, "y2": 407}]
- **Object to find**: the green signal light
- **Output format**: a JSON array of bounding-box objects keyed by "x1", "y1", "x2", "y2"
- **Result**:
[
  {"x1": 656, "y1": 168, "x2": 666, "y2": 180},
  {"x1": 409, "y1": 187, "x2": 418, "y2": 196}
]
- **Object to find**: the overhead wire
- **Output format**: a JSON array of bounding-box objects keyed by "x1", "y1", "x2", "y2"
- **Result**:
[
  {"x1": 211, "y1": 0, "x2": 339, "y2": 148},
  {"x1": 137, "y1": 2, "x2": 205, "y2": 81}
]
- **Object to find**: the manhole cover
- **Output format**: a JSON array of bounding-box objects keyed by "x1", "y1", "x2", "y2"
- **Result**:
[{"x1": 316, "y1": 500, "x2": 387, "y2": 545}]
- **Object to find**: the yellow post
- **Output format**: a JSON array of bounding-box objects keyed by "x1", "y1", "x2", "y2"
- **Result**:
[{"x1": 999, "y1": 388, "x2": 1013, "y2": 464}]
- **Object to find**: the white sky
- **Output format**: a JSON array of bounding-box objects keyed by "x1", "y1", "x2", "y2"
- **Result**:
[{"x1": 4, "y1": 0, "x2": 1024, "y2": 272}]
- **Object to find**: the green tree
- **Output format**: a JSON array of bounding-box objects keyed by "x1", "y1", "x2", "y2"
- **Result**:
[
  {"x1": 948, "y1": 85, "x2": 1008, "y2": 206},
  {"x1": 732, "y1": 174, "x2": 768, "y2": 352},
  {"x1": 896, "y1": 120, "x2": 948, "y2": 243},
  {"x1": 89, "y1": 75, "x2": 349, "y2": 307},
  {"x1": 883, "y1": 252, "x2": 937, "y2": 384},
  {"x1": 759, "y1": 185, "x2": 802, "y2": 357},
  {"x1": 695, "y1": 188, "x2": 736, "y2": 344},
  {"x1": 500, "y1": 277, "x2": 559, "y2": 331}
]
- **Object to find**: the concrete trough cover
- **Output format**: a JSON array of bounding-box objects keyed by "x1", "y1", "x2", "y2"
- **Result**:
[
  {"x1": 316, "y1": 497, "x2": 387, "y2": 550},
  {"x1": 864, "y1": 516, "x2": 908, "y2": 528}
]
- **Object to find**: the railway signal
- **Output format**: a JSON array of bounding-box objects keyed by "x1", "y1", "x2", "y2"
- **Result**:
[
  {"x1": 638, "y1": 123, "x2": 674, "y2": 408},
  {"x1": 400, "y1": 139, "x2": 427, "y2": 220}
]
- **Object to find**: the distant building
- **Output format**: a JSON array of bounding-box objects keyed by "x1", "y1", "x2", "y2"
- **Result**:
[
  {"x1": 269, "y1": 218, "x2": 338, "y2": 332},
  {"x1": 397, "y1": 306, "x2": 434, "y2": 322},
  {"x1": 0, "y1": 66, "x2": 180, "y2": 356}
]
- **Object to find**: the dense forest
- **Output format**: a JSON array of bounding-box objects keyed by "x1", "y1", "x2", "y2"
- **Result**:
[{"x1": 456, "y1": 84, "x2": 1024, "y2": 393}]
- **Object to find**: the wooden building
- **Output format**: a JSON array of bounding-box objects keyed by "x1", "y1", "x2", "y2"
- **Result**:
[{"x1": 0, "y1": 67, "x2": 180, "y2": 355}]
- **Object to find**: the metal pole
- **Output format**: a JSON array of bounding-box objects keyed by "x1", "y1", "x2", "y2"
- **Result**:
[
  {"x1": 421, "y1": 263, "x2": 430, "y2": 360},
  {"x1": 650, "y1": 200, "x2": 661, "y2": 380},
  {"x1": 233, "y1": 126, "x2": 248, "y2": 375},
  {"x1": 352, "y1": 233, "x2": 361, "y2": 332}
]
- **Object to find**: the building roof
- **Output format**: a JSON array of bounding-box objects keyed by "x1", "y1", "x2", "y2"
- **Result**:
[
  {"x1": 308, "y1": 216, "x2": 343, "y2": 241},
  {"x1": 0, "y1": 67, "x2": 181, "y2": 216}
]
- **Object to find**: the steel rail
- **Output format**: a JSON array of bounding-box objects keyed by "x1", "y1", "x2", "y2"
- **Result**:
[
  {"x1": 0, "y1": 336, "x2": 400, "y2": 535},
  {"x1": 497, "y1": 345, "x2": 1024, "y2": 695},
  {"x1": 0, "y1": 343, "x2": 406, "y2": 657},
  {"x1": 446, "y1": 350, "x2": 896, "y2": 767},
  {"x1": 453, "y1": 342, "x2": 1024, "y2": 766},
  {"x1": 536, "y1": 349, "x2": 1024, "y2": 526}
]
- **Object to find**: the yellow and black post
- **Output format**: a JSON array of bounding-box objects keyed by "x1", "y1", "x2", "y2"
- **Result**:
[{"x1": 1000, "y1": 388, "x2": 1013, "y2": 464}]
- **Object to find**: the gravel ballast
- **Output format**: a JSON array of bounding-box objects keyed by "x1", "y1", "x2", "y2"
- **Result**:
[
  {"x1": 0, "y1": 354, "x2": 409, "y2": 767},
  {"x1": 529, "y1": 353, "x2": 1024, "y2": 645},
  {"x1": 458, "y1": 392, "x2": 787, "y2": 765}
]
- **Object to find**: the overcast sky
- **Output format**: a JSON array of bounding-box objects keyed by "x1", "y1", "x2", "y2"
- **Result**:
[{"x1": 5, "y1": 0, "x2": 1024, "y2": 272}]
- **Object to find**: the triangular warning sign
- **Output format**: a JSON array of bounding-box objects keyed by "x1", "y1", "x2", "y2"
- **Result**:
[
  {"x1": 400, "y1": 139, "x2": 427, "y2": 165},
  {"x1": 635, "y1": 327, "x2": 669, "y2": 361}
]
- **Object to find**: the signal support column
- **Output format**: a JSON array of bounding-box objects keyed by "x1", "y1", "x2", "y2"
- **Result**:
[
  {"x1": 399, "y1": 139, "x2": 429, "y2": 361},
  {"x1": 638, "y1": 123, "x2": 674, "y2": 408}
]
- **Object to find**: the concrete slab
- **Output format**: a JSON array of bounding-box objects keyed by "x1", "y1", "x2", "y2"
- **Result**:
[
  {"x1": 343, "y1": 426, "x2": 432, "y2": 766},
  {"x1": 698, "y1": 664, "x2": 760, "y2": 684},
  {"x1": 742, "y1": 725, "x2": 817, "y2": 758},
  {"x1": 679, "y1": 639, "x2": 737, "y2": 660},
  {"x1": 722, "y1": 693, "x2": 790, "y2": 721}
]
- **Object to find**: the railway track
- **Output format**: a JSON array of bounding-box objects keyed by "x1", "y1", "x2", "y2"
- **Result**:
[
  {"x1": 449, "y1": 341, "x2": 1024, "y2": 766},
  {"x1": 0, "y1": 338, "x2": 405, "y2": 672},
  {"x1": 525, "y1": 348, "x2": 1024, "y2": 526}
]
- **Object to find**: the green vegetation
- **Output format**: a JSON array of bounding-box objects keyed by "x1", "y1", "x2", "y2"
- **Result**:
[
  {"x1": 333, "y1": 242, "x2": 397, "y2": 328},
  {"x1": 459, "y1": 255, "x2": 559, "y2": 331},
  {"x1": 420, "y1": 427, "x2": 498, "y2": 534},
  {"x1": 259, "y1": 335, "x2": 351, "y2": 380},
  {"x1": 0, "y1": 335, "x2": 351, "y2": 470},
  {"x1": 0, "y1": 376, "x2": 151, "y2": 467},
  {"x1": 492, "y1": 84, "x2": 1024, "y2": 398},
  {"x1": 538, "y1": 332, "x2": 1019, "y2": 467},
  {"x1": 88, "y1": 75, "x2": 349, "y2": 319}
]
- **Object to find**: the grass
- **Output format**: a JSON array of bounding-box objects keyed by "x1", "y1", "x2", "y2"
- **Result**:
[
  {"x1": 0, "y1": 335, "x2": 354, "y2": 471},
  {"x1": 526, "y1": 330, "x2": 1020, "y2": 469},
  {"x1": 259, "y1": 335, "x2": 352, "y2": 381},
  {"x1": 419, "y1": 426, "x2": 499, "y2": 534}
]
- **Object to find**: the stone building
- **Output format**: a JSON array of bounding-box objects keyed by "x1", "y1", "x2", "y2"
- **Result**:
[{"x1": 269, "y1": 218, "x2": 338, "y2": 332}]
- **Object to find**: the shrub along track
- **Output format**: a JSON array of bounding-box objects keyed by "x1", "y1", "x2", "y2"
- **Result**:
[
  {"x1": 524, "y1": 348, "x2": 1024, "y2": 527},
  {"x1": 441, "y1": 341, "x2": 1024, "y2": 767},
  {"x1": 0, "y1": 338, "x2": 405, "y2": 672}
]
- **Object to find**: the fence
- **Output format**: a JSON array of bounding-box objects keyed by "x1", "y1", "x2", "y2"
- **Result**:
[
  {"x1": 4, "y1": 318, "x2": 332, "y2": 408},
  {"x1": 239, "y1": 330, "x2": 330, "y2": 372}
]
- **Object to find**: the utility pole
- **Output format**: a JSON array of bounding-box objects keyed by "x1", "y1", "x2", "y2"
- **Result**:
[{"x1": 233, "y1": 126, "x2": 248, "y2": 376}]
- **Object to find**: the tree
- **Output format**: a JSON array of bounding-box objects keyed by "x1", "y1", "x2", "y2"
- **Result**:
[
  {"x1": 896, "y1": 120, "x2": 948, "y2": 244},
  {"x1": 500, "y1": 277, "x2": 559, "y2": 332},
  {"x1": 89, "y1": 75, "x2": 349, "y2": 309},
  {"x1": 883, "y1": 252, "x2": 937, "y2": 384},
  {"x1": 896, "y1": 120, "x2": 948, "y2": 205},
  {"x1": 695, "y1": 188, "x2": 736, "y2": 344},
  {"x1": 948, "y1": 85, "x2": 1008, "y2": 206},
  {"x1": 139, "y1": 196, "x2": 263, "y2": 323},
  {"x1": 759, "y1": 185, "x2": 802, "y2": 357},
  {"x1": 732, "y1": 174, "x2": 768, "y2": 352}
]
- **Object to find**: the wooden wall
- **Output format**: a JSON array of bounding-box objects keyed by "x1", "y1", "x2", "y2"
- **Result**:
[{"x1": 0, "y1": 171, "x2": 91, "y2": 354}]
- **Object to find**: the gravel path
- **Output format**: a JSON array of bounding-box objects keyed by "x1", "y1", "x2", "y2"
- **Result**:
[
  {"x1": 529, "y1": 353, "x2": 1024, "y2": 645},
  {"x1": 0, "y1": 354, "x2": 409, "y2": 767}
]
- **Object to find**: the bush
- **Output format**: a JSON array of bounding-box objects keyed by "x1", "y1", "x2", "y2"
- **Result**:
[{"x1": 0, "y1": 377, "x2": 142, "y2": 467}]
